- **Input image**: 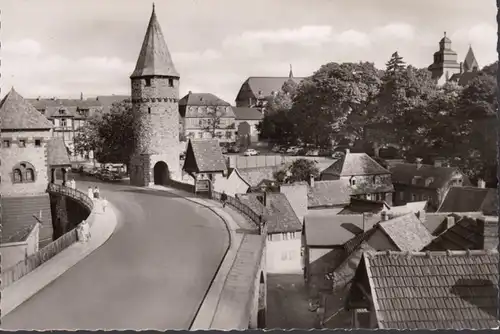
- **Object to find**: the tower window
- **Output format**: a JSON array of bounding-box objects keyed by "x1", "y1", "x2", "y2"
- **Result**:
[
  {"x1": 3, "y1": 140, "x2": 10, "y2": 148},
  {"x1": 168, "y1": 78, "x2": 174, "y2": 87},
  {"x1": 145, "y1": 78, "x2": 151, "y2": 87},
  {"x1": 148, "y1": 107, "x2": 151, "y2": 114},
  {"x1": 35, "y1": 139, "x2": 42, "y2": 147},
  {"x1": 19, "y1": 140, "x2": 26, "y2": 148}
]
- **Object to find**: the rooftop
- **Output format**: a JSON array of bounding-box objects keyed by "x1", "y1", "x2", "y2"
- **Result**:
[
  {"x1": 438, "y1": 186, "x2": 498, "y2": 216},
  {"x1": 47, "y1": 138, "x2": 72, "y2": 167},
  {"x1": 388, "y1": 162, "x2": 469, "y2": 189},
  {"x1": 183, "y1": 139, "x2": 227, "y2": 173},
  {"x1": 321, "y1": 152, "x2": 390, "y2": 177},
  {"x1": 0, "y1": 88, "x2": 53, "y2": 130},
  {"x1": 378, "y1": 213, "x2": 434, "y2": 252},
  {"x1": 232, "y1": 107, "x2": 263, "y2": 121},
  {"x1": 349, "y1": 250, "x2": 499, "y2": 329},
  {"x1": 131, "y1": 6, "x2": 179, "y2": 78},
  {"x1": 237, "y1": 76, "x2": 304, "y2": 99},
  {"x1": 308, "y1": 180, "x2": 352, "y2": 208}
]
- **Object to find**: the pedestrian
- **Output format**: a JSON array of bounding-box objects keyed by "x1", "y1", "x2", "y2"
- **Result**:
[
  {"x1": 221, "y1": 191, "x2": 228, "y2": 208},
  {"x1": 70, "y1": 178, "x2": 76, "y2": 189},
  {"x1": 83, "y1": 220, "x2": 91, "y2": 241},
  {"x1": 94, "y1": 186, "x2": 100, "y2": 199},
  {"x1": 87, "y1": 186, "x2": 93, "y2": 199},
  {"x1": 102, "y1": 197, "x2": 108, "y2": 213}
]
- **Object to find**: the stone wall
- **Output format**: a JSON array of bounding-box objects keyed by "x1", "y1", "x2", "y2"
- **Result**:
[
  {"x1": 130, "y1": 76, "x2": 181, "y2": 186},
  {"x1": 50, "y1": 193, "x2": 91, "y2": 240},
  {"x1": 0, "y1": 130, "x2": 52, "y2": 196}
]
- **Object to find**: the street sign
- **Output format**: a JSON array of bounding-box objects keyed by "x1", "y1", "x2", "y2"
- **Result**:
[{"x1": 195, "y1": 179, "x2": 210, "y2": 192}]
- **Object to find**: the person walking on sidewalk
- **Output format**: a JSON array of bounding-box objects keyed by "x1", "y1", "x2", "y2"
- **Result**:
[
  {"x1": 70, "y1": 178, "x2": 76, "y2": 189},
  {"x1": 221, "y1": 191, "x2": 228, "y2": 208},
  {"x1": 87, "y1": 186, "x2": 93, "y2": 199},
  {"x1": 94, "y1": 186, "x2": 100, "y2": 199},
  {"x1": 102, "y1": 197, "x2": 108, "y2": 213}
]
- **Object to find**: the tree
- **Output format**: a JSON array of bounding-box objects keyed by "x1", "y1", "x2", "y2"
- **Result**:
[
  {"x1": 273, "y1": 158, "x2": 319, "y2": 184},
  {"x1": 202, "y1": 106, "x2": 224, "y2": 138},
  {"x1": 74, "y1": 100, "x2": 135, "y2": 168},
  {"x1": 458, "y1": 73, "x2": 498, "y2": 119},
  {"x1": 385, "y1": 52, "x2": 406, "y2": 76},
  {"x1": 257, "y1": 109, "x2": 297, "y2": 145},
  {"x1": 291, "y1": 62, "x2": 383, "y2": 148},
  {"x1": 481, "y1": 61, "x2": 498, "y2": 77}
]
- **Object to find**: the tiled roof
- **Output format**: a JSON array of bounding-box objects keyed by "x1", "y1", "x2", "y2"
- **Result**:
[
  {"x1": 1, "y1": 195, "x2": 52, "y2": 244},
  {"x1": 47, "y1": 138, "x2": 71, "y2": 167},
  {"x1": 28, "y1": 97, "x2": 105, "y2": 120},
  {"x1": 131, "y1": 7, "x2": 179, "y2": 78},
  {"x1": 0, "y1": 88, "x2": 53, "y2": 130},
  {"x1": 389, "y1": 163, "x2": 469, "y2": 189},
  {"x1": 238, "y1": 77, "x2": 304, "y2": 99},
  {"x1": 237, "y1": 166, "x2": 280, "y2": 187},
  {"x1": 337, "y1": 198, "x2": 390, "y2": 215},
  {"x1": 358, "y1": 250, "x2": 499, "y2": 329},
  {"x1": 236, "y1": 193, "x2": 302, "y2": 233},
  {"x1": 94, "y1": 95, "x2": 129, "y2": 113},
  {"x1": 179, "y1": 92, "x2": 231, "y2": 107},
  {"x1": 378, "y1": 213, "x2": 434, "y2": 252},
  {"x1": 322, "y1": 152, "x2": 390, "y2": 177},
  {"x1": 438, "y1": 186, "x2": 498, "y2": 216},
  {"x1": 232, "y1": 107, "x2": 263, "y2": 121},
  {"x1": 423, "y1": 216, "x2": 498, "y2": 251},
  {"x1": 449, "y1": 71, "x2": 481, "y2": 86},
  {"x1": 463, "y1": 46, "x2": 479, "y2": 72},
  {"x1": 304, "y1": 211, "x2": 380, "y2": 246},
  {"x1": 183, "y1": 139, "x2": 226, "y2": 173},
  {"x1": 308, "y1": 180, "x2": 352, "y2": 208}
]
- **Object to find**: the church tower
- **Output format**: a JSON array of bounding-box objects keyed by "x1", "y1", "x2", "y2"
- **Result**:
[
  {"x1": 427, "y1": 32, "x2": 461, "y2": 85},
  {"x1": 130, "y1": 4, "x2": 181, "y2": 187},
  {"x1": 463, "y1": 45, "x2": 479, "y2": 72}
]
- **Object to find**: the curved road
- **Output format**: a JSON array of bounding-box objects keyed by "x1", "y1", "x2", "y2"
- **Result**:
[{"x1": 1, "y1": 176, "x2": 229, "y2": 330}]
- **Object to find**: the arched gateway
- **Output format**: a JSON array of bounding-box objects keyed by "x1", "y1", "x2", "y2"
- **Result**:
[{"x1": 153, "y1": 161, "x2": 170, "y2": 185}]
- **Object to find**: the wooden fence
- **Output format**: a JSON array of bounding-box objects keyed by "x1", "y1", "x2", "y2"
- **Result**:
[
  {"x1": 1, "y1": 184, "x2": 94, "y2": 289},
  {"x1": 1, "y1": 228, "x2": 78, "y2": 288}
]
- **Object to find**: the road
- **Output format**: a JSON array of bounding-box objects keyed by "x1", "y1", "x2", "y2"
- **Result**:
[{"x1": 1, "y1": 176, "x2": 229, "y2": 330}]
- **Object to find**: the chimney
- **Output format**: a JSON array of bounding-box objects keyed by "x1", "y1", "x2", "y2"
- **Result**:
[
  {"x1": 415, "y1": 158, "x2": 423, "y2": 169},
  {"x1": 417, "y1": 210, "x2": 426, "y2": 222},
  {"x1": 478, "y1": 217, "x2": 498, "y2": 250},
  {"x1": 309, "y1": 174, "x2": 315, "y2": 188},
  {"x1": 477, "y1": 179, "x2": 486, "y2": 188},
  {"x1": 345, "y1": 148, "x2": 350, "y2": 154},
  {"x1": 446, "y1": 215, "x2": 455, "y2": 229},
  {"x1": 381, "y1": 211, "x2": 388, "y2": 221},
  {"x1": 459, "y1": 62, "x2": 463, "y2": 74}
]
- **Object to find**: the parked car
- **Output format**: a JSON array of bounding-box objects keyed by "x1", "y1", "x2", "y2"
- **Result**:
[
  {"x1": 243, "y1": 149, "x2": 259, "y2": 156},
  {"x1": 296, "y1": 148, "x2": 308, "y2": 156},
  {"x1": 332, "y1": 151, "x2": 345, "y2": 159},
  {"x1": 82, "y1": 166, "x2": 99, "y2": 176},
  {"x1": 306, "y1": 149, "x2": 320, "y2": 156},
  {"x1": 99, "y1": 169, "x2": 122, "y2": 182},
  {"x1": 287, "y1": 147, "x2": 301, "y2": 155},
  {"x1": 228, "y1": 145, "x2": 241, "y2": 153},
  {"x1": 271, "y1": 145, "x2": 281, "y2": 153}
]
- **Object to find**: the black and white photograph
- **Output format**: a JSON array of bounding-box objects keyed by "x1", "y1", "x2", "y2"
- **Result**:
[{"x1": 0, "y1": 0, "x2": 498, "y2": 331}]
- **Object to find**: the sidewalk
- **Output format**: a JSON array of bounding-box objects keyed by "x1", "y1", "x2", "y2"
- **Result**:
[
  {"x1": 148, "y1": 184, "x2": 260, "y2": 329},
  {"x1": 1, "y1": 199, "x2": 118, "y2": 318}
]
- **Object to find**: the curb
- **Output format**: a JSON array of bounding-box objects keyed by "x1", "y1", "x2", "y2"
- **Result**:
[{"x1": 1, "y1": 201, "x2": 118, "y2": 318}]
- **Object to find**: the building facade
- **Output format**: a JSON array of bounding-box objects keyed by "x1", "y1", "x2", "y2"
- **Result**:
[
  {"x1": 28, "y1": 97, "x2": 103, "y2": 161},
  {"x1": 233, "y1": 107, "x2": 263, "y2": 144},
  {"x1": 129, "y1": 5, "x2": 182, "y2": 186},
  {"x1": 179, "y1": 92, "x2": 236, "y2": 143}
]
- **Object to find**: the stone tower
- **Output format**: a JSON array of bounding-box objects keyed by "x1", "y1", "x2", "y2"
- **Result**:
[
  {"x1": 130, "y1": 4, "x2": 181, "y2": 187},
  {"x1": 427, "y1": 32, "x2": 461, "y2": 85}
]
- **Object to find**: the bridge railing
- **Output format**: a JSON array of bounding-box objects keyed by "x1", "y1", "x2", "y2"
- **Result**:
[
  {"x1": 211, "y1": 190, "x2": 265, "y2": 233},
  {"x1": 47, "y1": 183, "x2": 94, "y2": 211}
]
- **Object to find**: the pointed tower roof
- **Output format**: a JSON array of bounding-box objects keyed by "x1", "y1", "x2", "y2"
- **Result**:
[
  {"x1": 0, "y1": 88, "x2": 53, "y2": 130},
  {"x1": 288, "y1": 64, "x2": 294, "y2": 78},
  {"x1": 463, "y1": 45, "x2": 479, "y2": 72},
  {"x1": 131, "y1": 4, "x2": 179, "y2": 79}
]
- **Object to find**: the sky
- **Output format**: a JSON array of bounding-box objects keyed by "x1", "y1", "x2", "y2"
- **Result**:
[{"x1": 0, "y1": 0, "x2": 497, "y2": 104}]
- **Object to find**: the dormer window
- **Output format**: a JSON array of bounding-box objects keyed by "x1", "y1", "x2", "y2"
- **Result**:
[
  {"x1": 350, "y1": 177, "x2": 356, "y2": 186},
  {"x1": 59, "y1": 109, "x2": 65, "y2": 115}
]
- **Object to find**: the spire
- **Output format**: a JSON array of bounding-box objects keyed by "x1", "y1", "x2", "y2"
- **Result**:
[
  {"x1": 131, "y1": 5, "x2": 179, "y2": 79},
  {"x1": 463, "y1": 45, "x2": 479, "y2": 72},
  {"x1": 288, "y1": 64, "x2": 294, "y2": 78}
]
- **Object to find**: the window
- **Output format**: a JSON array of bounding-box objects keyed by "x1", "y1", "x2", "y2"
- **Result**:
[
  {"x1": 12, "y1": 162, "x2": 36, "y2": 184},
  {"x1": 399, "y1": 191, "x2": 405, "y2": 201},
  {"x1": 145, "y1": 78, "x2": 151, "y2": 87},
  {"x1": 19, "y1": 140, "x2": 26, "y2": 147},
  {"x1": 350, "y1": 177, "x2": 356, "y2": 186},
  {"x1": 39, "y1": 109, "x2": 45, "y2": 115},
  {"x1": 372, "y1": 175, "x2": 377, "y2": 183},
  {"x1": 425, "y1": 177, "x2": 434, "y2": 187},
  {"x1": 225, "y1": 131, "x2": 232, "y2": 139},
  {"x1": 3, "y1": 140, "x2": 10, "y2": 148},
  {"x1": 26, "y1": 168, "x2": 34, "y2": 181},
  {"x1": 61, "y1": 119, "x2": 67, "y2": 127},
  {"x1": 411, "y1": 194, "x2": 417, "y2": 201},
  {"x1": 59, "y1": 109, "x2": 65, "y2": 115},
  {"x1": 168, "y1": 78, "x2": 174, "y2": 87},
  {"x1": 282, "y1": 233, "x2": 289, "y2": 240},
  {"x1": 148, "y1": 107, "x2": 151, "y2": 114},
  {"x1": 35, "y1": 139, "x2": 41, "y2": 147}
]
